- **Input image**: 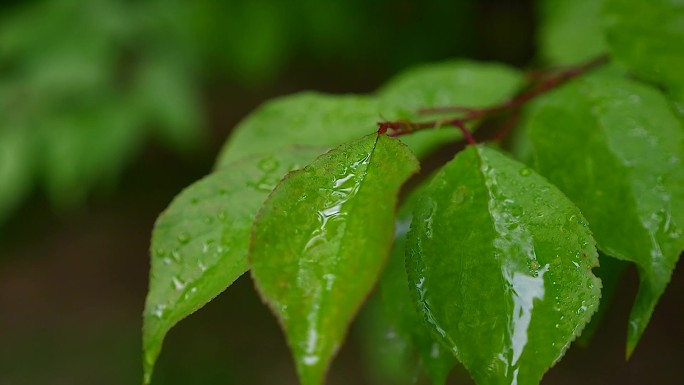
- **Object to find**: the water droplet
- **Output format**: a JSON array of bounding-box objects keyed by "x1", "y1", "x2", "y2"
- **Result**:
[
  {"x1": 171, "y1": 250, "x2": 181, "y2": 262},
  {"x1": 190, "y1": 197, "x2": 199, "y2": 205},
  {"x1": 258, "y1": 157, "x2": 279, "y2": 173},
  {"x1": 204, "y1": 216, "x2": 214, "y2": 225},
  {"x1": 177, "y1": 232, "x2": 190, "y2": 244},
  {"x1": 172, "y1": 276, "x2": 186, "y2": 290},
  {"x1": 451, "y1": 186, "x2": 467, "y2": 204},
  {"x1": 507, "y1": 203, "x2": 524, "y2": 218},
  {"x1": 154, "y1": 248, "x2": 167, "y2": 258},
  {"x1": 303, "y1": 355, "x2": 320, "y2": 366},
  {"x1": 519, "y1": 168, "x2": 531, "y2": 176},
  {"x1": 217, "y1": 211, "x2": 228, "y2": 221},
  {"x1": 184, "y1": 287, "x2": 198, "y2": 300},
  {"x1": 163, "y1": 257, "x2": 173, "y2": 265},
  {"x1": 151, "y1": 304, "x2": 166, "y2": 319},
  {"x1": 218, "y1": 188, "x2": 228, "y2": 196}
]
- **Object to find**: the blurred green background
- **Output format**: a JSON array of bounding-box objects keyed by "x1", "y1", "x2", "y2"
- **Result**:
[{"x1": 0, "y1": 0, "x2": 681, "y2": 384}]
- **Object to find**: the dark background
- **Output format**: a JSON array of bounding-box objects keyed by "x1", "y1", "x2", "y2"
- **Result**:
[{"x1": 0, "y1": 0, "x2": 681, "y2": 384}]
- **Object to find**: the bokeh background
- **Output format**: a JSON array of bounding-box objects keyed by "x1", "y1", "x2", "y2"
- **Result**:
[{"x1": 0, "y1": 0, "x2": 681, "y2": 384}]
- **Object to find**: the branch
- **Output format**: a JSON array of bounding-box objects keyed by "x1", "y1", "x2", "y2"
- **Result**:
[{"x1": 378, "y1": 55, "x2": 609, "y2": 140}]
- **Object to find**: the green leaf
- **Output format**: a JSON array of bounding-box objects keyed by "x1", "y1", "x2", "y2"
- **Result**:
[
  {"x1": 378, "y1": 60, "x2": 524, "y2": 156},
  {"x1": 357, "y1": 295, "x2": 416, "y2": 385},
  {"x1": 0, "y1": 128, "x2": 33, "y2": 224},
  {"x1": 132, "y1": 59, "x2": 204, "y2": 152},
  {"x1": 216, "y1": 62, "x2": 523, "y2": 166},
  {"x1": 524, "y1": 72, "x2": 684, "y2": 355},
  {"x1": 216, "y1": 93, "x2": 380, "y2": 166},
  {"x1": 379, "y1": 188, "x2": 456, "y2": 385},
  {"x1": 250, "y1": 134, "x2": 419, "y2": 385},
  {"x1": 406, "y1": 145, "x2": 601, "y2": 385},
  {"x1": 41, "y1": 102, "x2": 142, "y2": 208},
  {"x1": 577, "y1": 253, "x2": 627, "y2": 346},
  {"x1": 142, "y1": 147, "x2": 324, "y2": 385},
  {"x1": 603, "y1": 0, "x2": 684, "y2": 102},
  {"x1": 538, "y1": 0, "x2": 607, "y2": 65}
]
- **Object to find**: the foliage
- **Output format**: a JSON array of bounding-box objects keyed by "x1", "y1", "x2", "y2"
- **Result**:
[
  {"x1": 0, "y1": 0, "x2": 477, "y2": 226},
  {"x1": 141, "y1": 0, "x2": 684, "y2": 384}
]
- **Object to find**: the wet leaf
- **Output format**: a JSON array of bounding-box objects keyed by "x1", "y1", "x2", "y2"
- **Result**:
[
  {"x1": 378, "y1": 61, "x2": 524, "y2": 156},
  {"x1": 142, "y1": 147, "x2": 324, "y2": 385},
  {"x1": 577, "y1": 253, "x2": 628, "y2": 346},
  {"x1": 406, "y1": 145, "x2": 601, "y2": 385},
  {"x1": 603, "y1": 0, "x2": 684, "y2": 102},
  {"x1": 524, "y1": 72, "x2": 684, "y2": 355},
  {"x1": 379, "y1": 188, "x2": 456, "y2": 385},
  {"x1": 216, "y1": 93, "x2": 380, "y2": 165},
  {"x1": 250, "y1": 134, "x2": 419, "y2": 385},
  {"x1": 216, "y1": 62, "x2": 523, "y2": 165}
]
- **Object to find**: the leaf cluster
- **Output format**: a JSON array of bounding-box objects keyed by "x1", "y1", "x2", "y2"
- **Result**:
[{"x1": 143, "y1": 1, "x2": 684, "y2": 384}]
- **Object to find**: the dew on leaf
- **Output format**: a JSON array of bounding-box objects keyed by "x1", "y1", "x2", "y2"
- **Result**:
[
  {"x1": 183, "y1": 287, "x2": 198, "y2": 300},
  {"x1": 171, "y1": 276, "x2": 186, "y2": 291},
  {"x1": 177, "y1": 232, "x2": 190, "y2": 244},
  {"x1": 451, "y1": 185, "x2": 467, "y2": 204},
  {"x1": 258, "y1": 156, "x2": 280, "y2": 173},
  {"x1": 519, "y1": 167, "x2": 532, "y2": 176},
  {"x1": 151, "y1": 304, "x2": 166, "y2": 319}
]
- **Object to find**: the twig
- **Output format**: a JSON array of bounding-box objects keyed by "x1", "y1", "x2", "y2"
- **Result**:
[{"x1": 377, "y1": 55, "x2": 609, "y2": 141}]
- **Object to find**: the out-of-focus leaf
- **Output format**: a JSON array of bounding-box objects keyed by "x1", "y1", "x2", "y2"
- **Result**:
[
  {"x1": 524, "y1": 72, "x2": 684, "y2": 355},
  {"x1": 216, "y1": 93, "x2": 380, "y2": 166},
  {"x1": 378, "y1": 61, "x2": 524, "y2": 157},
  {"x1": 41, "y1": 101, "x2": 142, "y2": 207},
  {"x1": 133, "y1": 59, "x2": 203, "y2": 151},
  {"x1": 577, "y1": 253, "x2": 628, "y2": 346},
  {"x1": 537, "y1": 0, "x2": 607, "y2": 65},
  {"x1": 143, "y1": 147, "x2": 324, "y2": 384},
  {"x1": 406, "y1": 145, "x2": 601, "y2": 385},
  {"x1": 379, "y1": 188, "x2": 455, "y2": 385},
  {"x1": 250, "y1": 134, "x2": 419, "y2": 385},
  {"x1": 0, "y1": 128, "x2": 33, "y2": 224},
  {"x1": 217, "y1": 62, "x2": 524, "y2": 166},
  {"x1": 378, "y1": 60, "x2": 524, "y2": 121},
  {"x1": 357, "y1": 295, "x2": 417, "y2": 385},
  {"x1": 603, "y1": 0, "x2": 684, "y2": 102}
]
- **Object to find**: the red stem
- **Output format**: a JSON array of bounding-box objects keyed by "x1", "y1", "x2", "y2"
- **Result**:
[{"x1": 378, "y1": 55, "x2": 609, "y2": 140}]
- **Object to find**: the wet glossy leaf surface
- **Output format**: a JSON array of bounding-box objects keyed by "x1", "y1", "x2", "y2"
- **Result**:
[
  {"x1": 406, "y1": 145, "x2": 601, "y2": 385},
  {"x1": 524, "y1": 72, "x2": 684, "y2": 355},
  {"x1": 142, "y1": 147, "x2": 324, "y2": 384},
  {"x1": 379, "y1": 188, "x2": 456, "y2": 385},
  {"x1": 604, "y1": 0, "x2": 684, "y2": 102},
  {"x1": 216, "y1": 62, "x2": 523, "y2": 165},
  {"x1": 250, "y1": 134, "x2": 419, "y2": 385}
]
